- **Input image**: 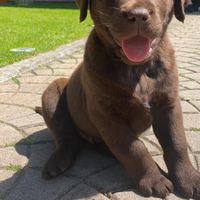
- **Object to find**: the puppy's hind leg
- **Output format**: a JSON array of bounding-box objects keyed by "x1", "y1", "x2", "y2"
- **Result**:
[{"x1": 41, "y1": 78, "x2": 80, "y2": 179}]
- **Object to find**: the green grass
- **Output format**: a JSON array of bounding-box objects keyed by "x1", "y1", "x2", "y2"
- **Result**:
[
  {"x1": 7, "y1": 164, "x2": 23, "y2": 171},
  {"x1": 5, "y1": 142, "x2": 18, "y2": 147},
  {"x1": 4, "y1": 138, "x2": 38, "y2": 147},
  {"x1": 54, "y1": 73, "x2": 66, "y2": 76},
  {"x1": 0, "y1": 3, "x2": 93, "y2": 68},
  {"x1": 12, "y1": 76, "x2": 20, "y2": 85},
  {"x1": 190, "y1": 127, "x2": 200, "y2": 131},
  {"x1": 25, "y1": 138, "x2": 39, "y2": 145}
]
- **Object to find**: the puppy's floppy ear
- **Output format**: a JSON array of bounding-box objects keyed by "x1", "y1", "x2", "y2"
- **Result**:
[
  {"x1": 174, "y1": 0, "x2": 185, "y2": 22},
  {"x1": 76, "y1": 0, "x2": 89, "y2": 22}
]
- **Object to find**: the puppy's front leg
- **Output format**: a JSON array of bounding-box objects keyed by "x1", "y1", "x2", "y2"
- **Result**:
[
  {"x1": 153, "y1": 99, "x2": 200, "y2": 199},
  {"x1": 90, "y1": 109, "x2": 173, "y2": 198}
]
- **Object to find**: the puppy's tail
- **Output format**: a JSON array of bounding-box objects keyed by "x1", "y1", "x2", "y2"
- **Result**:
[{"x1": 35, "y1": 106, "x2": 43, "y2": 116}]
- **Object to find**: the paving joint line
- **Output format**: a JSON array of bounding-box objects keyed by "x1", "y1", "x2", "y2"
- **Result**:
[
  {"x1": 142, "y1": 136, "x2": 163, "y2": 152},
  {"x1": 187, "y1": 101, "x2": 200, "y2": 113}
]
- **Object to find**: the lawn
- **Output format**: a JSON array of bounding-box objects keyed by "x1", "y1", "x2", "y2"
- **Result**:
[{"x1": 0, "y1": 3, "x2": 93, "y2": 68}]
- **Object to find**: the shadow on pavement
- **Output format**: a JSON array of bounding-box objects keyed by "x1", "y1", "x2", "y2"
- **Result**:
[
  {"x1": 0, "y1": 128, "x2": 127, "y2": 200},
  {"x1": 0, "y1": 127, "x2": 192, "y2": 199}
]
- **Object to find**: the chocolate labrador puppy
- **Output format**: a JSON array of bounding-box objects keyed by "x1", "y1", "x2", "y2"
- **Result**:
[{"x1": 37, "y1": 0, "x2": 200, "y2": 198}]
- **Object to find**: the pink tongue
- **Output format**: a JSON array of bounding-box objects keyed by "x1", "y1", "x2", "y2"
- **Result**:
[{"x1": 122, "y1": 35, "x2": 150, "y2": 62}]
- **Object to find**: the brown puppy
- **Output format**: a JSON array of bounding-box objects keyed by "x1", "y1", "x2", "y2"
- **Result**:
[{"x1": 38, "y1": 0, "x2": 200, "y2": 198}]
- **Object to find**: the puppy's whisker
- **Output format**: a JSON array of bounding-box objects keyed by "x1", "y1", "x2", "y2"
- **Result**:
[
  {"x1": 96, "y1": 23, "x2": 112, "y2": 27},
  {"x1": 96, "y1": 10, "x2": 111, "y2": 18},
  {"x1": 102, "y1": 23, "x2": 112, "y2": 26},
  {"x1": 110, "y1": 7, "x2": 120, "y2": 11}
]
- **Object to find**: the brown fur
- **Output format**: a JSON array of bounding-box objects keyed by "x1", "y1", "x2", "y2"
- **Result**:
[{"x1": 37, "y1": 0, "x2": 200, "y2": 198}]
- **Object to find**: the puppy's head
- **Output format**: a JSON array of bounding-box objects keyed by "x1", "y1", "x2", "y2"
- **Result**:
[{"x1": 76, "y1": 0, "x2": 185, "y2": 65}]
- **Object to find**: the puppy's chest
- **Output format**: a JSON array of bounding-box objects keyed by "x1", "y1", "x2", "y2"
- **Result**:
[
  {"x1": 134, "y1": 81, "x2": 153, "y2": 107},
  {"x1": 128, "y1": 74, "x2": 156, "y2": 107},
  {"x1": 122, "y1": 76, "x2": 156, "y2": 135}
]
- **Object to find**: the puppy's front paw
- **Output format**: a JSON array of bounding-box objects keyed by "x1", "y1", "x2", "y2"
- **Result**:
[
  {"x1": 136, "y1": 171, "x2": 173, "y2": 198},
  {"x1": 42, "y1": 146, "x2": 78, "y2": 179},
  {"x1": 172, "y1": 167, "x2": 200, "y2": 199}
]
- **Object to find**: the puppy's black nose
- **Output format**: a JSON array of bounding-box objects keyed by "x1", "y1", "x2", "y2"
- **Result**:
[{"x1": 125, "y1": 8, "x2": 149, "y2": 22}]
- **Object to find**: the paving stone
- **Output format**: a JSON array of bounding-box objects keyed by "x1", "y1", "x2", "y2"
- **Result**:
[
  {"x1": 189, "y1": 153, "x2": 197, "y2": 169},
  {"x1": 180, "y1": 101, "x2": 198, "y2": 113},
  {"x1": 5, "y1": 170, "x2": 78, "y2": 200},
  {"x1": 143, "y1": 134, "x2": 162, "y2": 152},
  {"x1": 8, "y1": 113, "x2": 44, "y2": 128},
  {"x1": 190, "y1": 101, "x2": 200, "y2": 111},
  {"x1": 66, "y1": 148, "x2": 118, "y2": 178},
  {"x1": 188, "y1": 66, "x2": 200, "y2": 73},
  {"x1": 186, "y1": 131, "x2": 200, "y2": 152},
  {"x1": 28, "y1": 143, "x2": 56, "y2": 168},
  {"x1": 183, "y1": 114, "x2": 200, "y2": 130},
  {"x1": 140, "y1": 138, "x2": 161, "y2": 156},
  {"x1": 0, "y1": 170, "x2": 21, "y2": 198},
  {"x1": 179, "y1": 76, "x2": 190, "y2": 82},
  {"x1": 113, "y1": 189, "x2": 160, "y2": 200},
  {"x1": 6, "y1": 93, "x2": 42, "y2": 108},
  {"x1": 184, "y1": 73, "x2": 200, "y2": 80},
  {"x1": 87, "y1": 164, "x2": 133, "y2": 193},
  {"x1": 0, "y1": 93, "x2": 15, "y2": 103},
  {"x1": 17, "y1": 76, "x2": 49, "y2": 84},
  {"x1": 19, "y1": 83, "x2": 47, "y2": 94},
  {"x1": 165, "y1": 192, "x2": 193, "y2": 200},
  {"x1": 73, "y1": 52, "x2": 84, "y2": 57},
  {"x1": 175, "y1": 51, "x2": 187, "y2": 56},
  {"x1": 33, "y1": 68, "x2": 53, "y2": 76},
  {"x1": 1, "y1": 80, "x2": 16, "y2": 85},
  {"x1": 180, "y1": 81, "x2": 200, "y2": 89},
  {"x1": 48, "y1": 61, "x2": 77, "y2": 69},
  {"x1": 190, "y1": 60, "x2": 200, "y2": 66},
  {"x1": 20, "y1": 72, "x2": 35, "y2": 77},
  {"x1": 24, "y1": 125, "x2": 53, "y2": 142},
  {"x1": 45, "y1": 76, "x2": 67, "y2": 84},
  {"x1": 0, "y1": 84, "x2": 19, "y2": 93},
  {"x1": 59, "y1": 58, "x2": 77, "y2": 65},
  {"x1": 176, "y1": 57, "x2": 195, "y2": 63},
  {"x1": 0, "y1": 146, "x2": 28, "y2": 167},
  {"x1": 143, "y1": 126, "x2": 154, "y2": 136},
  {"x1": 77, "y1": 58, "x2": 84, "y2": 63},
  {"x1": 178, "y1": 68, "x2": 192, "y2": 74},
  {"x1": 0, "y1": 104, "x2": 9, "y2": 113},
  {"x1": 194, "y1": 154, "x2": 200, "y2": 171},
  {"x1": 177, "y1": 62, "x2": 196, "y2": 69},
  {"x1": 0, "y1": 105, "x2": 34, "y2": 122},
  {"x1": 0, "y1": 124, "x2": 24, "y2": 146},
  {"x1": 179, "y1": 90, "x2": 200, "y2": 100},
  {"x1": 179, "y1": 85, "x2": 186, "y2": 90},
  {"x1": 153, "y1": 155, "x2": 167, "y2": 172},
  {"x1": 60, "y1": 184, "x2": 109, "y2": 200},
  {"x1": 53, "y1": 68, "x2": 75, "y2": 77}
]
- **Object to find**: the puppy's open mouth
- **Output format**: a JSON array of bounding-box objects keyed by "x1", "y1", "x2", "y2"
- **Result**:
[{"x1": 114, "y1": 36, "x2": 156, "y2": 62}]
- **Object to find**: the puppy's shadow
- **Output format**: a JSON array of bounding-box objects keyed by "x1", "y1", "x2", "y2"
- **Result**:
[
  {"x1": 0, "y1": 128, "x2": 187, "y2": 200},
  {"x1": 0, "y1": 128, "x2": 130, "y2": 200}
]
